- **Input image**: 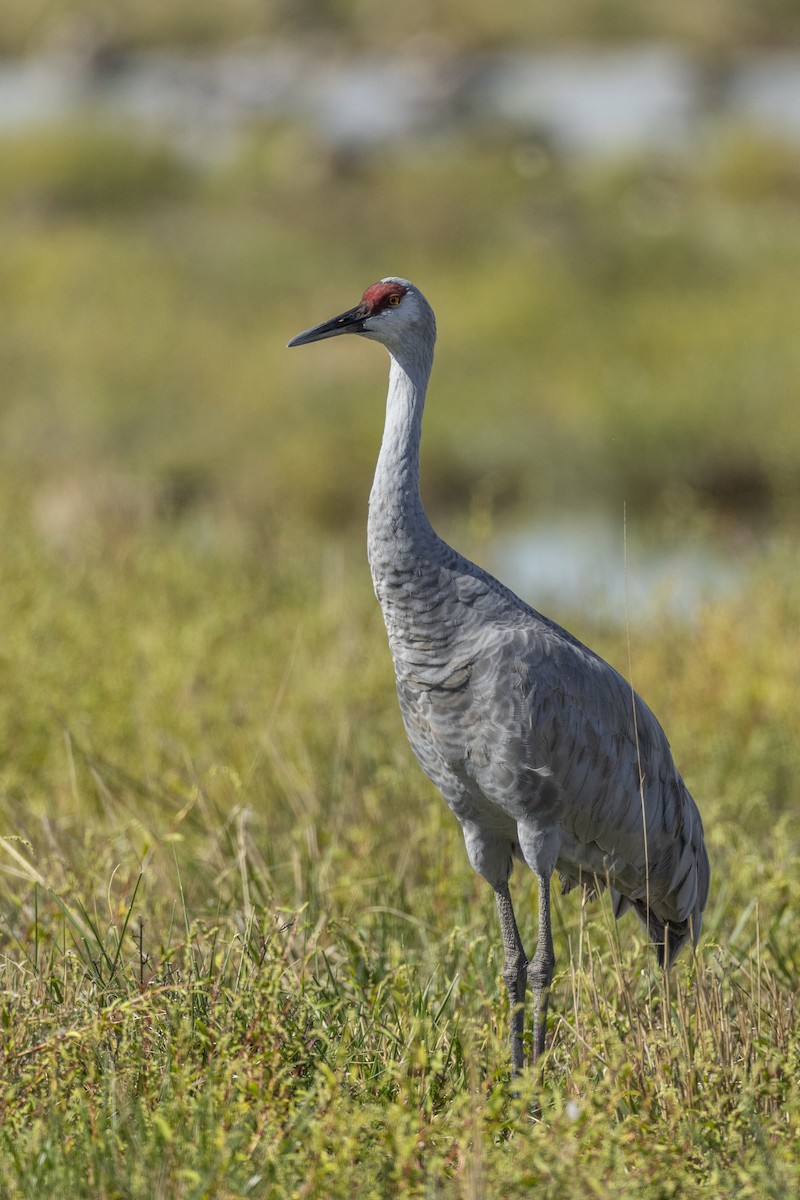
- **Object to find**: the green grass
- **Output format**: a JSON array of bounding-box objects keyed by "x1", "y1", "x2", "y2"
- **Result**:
[
  {"x1": 3, "y1": 123, "x2": 800, "y2": 528},
  {"x1": 4, "y1": 0, "x2": 800, "y2": 54},
  {"x1": 1, "y1": 516, "x2": 799, "y2": 1197},
  {"x1": 1, "y1": 119, "x2": 800, "y2": 1195}
]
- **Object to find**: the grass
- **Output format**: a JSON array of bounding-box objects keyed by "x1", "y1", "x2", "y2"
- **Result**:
[
  {"x1": 2, "y1": 491, "x2": 799, "y2": 1198},
  {"x1": 1, "y1": 114, "x2": 800, "y2": 1195},
  {"x1": 3, "y1": 123, "x2": 800, "y2": 528},
  {"x1": 4, "y1": 0, "x2": 800, "y2": 54}
]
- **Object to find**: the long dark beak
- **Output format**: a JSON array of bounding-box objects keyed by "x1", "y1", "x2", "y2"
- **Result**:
[{"x1": 287, "y1": 304, "x2": 368, "y2": 348}]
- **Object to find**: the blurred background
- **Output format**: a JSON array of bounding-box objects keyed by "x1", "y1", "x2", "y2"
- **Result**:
[
  {"x1": 3, "y1": 8, "x2": 800, "y2": 1185},
  {"x1": 2, "y1": 1, "x2": 799, "y2": 616}
]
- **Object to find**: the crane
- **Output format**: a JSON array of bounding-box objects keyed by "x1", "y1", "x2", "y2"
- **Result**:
[{"x1": 288, "y1": 277, "x2": 710, "y2": 1071}]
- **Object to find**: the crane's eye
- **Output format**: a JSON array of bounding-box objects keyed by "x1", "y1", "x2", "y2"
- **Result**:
[{"x1": 387, "y1": 294, "x2": 401, "y2": 306}]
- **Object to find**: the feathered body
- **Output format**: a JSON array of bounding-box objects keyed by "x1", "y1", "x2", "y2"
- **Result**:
[
  {"x1": 370, "y1": 491, "x2": 707, "y2": 965},
  {"x1": 289, "y1": 276, "x2": 710, "y2": 1066}
]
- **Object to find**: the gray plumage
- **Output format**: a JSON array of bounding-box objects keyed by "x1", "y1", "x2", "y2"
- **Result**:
[{"x1": 288, "y1": 277, "x2": 710, "y2": 1070}]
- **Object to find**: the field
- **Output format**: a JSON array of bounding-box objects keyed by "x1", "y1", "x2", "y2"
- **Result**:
[
  {"x1": 3, "y1": 0, "x2": 800, "y2": 53},
  {"x1": 2, "y1": 12, "x2": 800, "y2": 1197}
]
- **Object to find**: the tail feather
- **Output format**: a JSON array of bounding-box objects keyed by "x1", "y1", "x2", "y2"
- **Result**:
[
  {"x1": 559, "y1": 809, "x2": 710, "y2": 971},
  {"x1": 615, "y1": 809, "x2": 710, "y2": 969},
  {"x1": 638, "y1": 905, "x2": 692, "y2": 968},
  {"x1": 639, "y1": 781, "x2": 711, "y2": 968}
]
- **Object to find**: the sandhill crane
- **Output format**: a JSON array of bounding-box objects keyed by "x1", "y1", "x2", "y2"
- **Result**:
[{"x1": 288, "y1": 278, "x2": 710, "y2": 1070}]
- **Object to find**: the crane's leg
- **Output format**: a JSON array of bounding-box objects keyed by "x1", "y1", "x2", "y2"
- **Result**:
[
  {"x1": 529, "y1": 871, "x2": 556, "y2": 1063},
  {"x1": 494, "y1": 881, "x2": 527, "y2": 1074}
]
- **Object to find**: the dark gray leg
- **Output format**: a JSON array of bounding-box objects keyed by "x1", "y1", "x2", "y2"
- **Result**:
[
  {"x1": 494, "y1": 882, "x2": 528, "y2": 1074},
  {"x1": 528, "y1": 872, "x2": 556, "y2": 1063}
]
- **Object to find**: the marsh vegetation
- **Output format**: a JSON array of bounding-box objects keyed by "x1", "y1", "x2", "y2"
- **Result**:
[{"x1": 1, "y1": 7, "x2": 800, "y2": 1197}]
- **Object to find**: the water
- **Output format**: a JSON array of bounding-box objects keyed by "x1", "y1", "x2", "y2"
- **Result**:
[
  {"x1": 490, "y1": 512, "x2": 748, "y2": 624},
  {"x1": 2, "y1": 43, "x2": 800, "y2": 159}
]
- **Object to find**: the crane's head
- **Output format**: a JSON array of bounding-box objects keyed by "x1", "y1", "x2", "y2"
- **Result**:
[{"x1": 287, "y1": 278, "x2": 436, "y2": 356}]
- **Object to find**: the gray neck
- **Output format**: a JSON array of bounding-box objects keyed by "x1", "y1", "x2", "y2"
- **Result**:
[{"x1": 368, "y1": 337, "x2": 438, "y2": 577}]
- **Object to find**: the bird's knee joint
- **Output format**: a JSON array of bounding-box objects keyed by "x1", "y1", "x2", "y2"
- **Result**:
[
  {"x1": 501, "y1": 951, "x2": 527, "y2": 993},
  {"x1": 527, "y1": 953, "x2": 555, "y2": 992}
]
